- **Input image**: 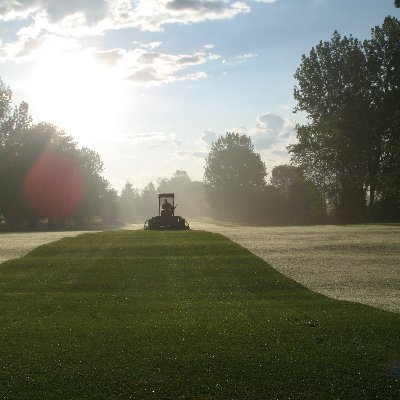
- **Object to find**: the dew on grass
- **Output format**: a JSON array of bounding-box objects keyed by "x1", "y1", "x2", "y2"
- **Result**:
[{"x1": 191, "y1": 221, "x2": 400, "y2": 313}]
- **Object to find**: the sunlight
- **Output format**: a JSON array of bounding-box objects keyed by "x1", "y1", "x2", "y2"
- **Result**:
[{"x1": 28, "y1": 50, "x2": 123, "y2": 143}]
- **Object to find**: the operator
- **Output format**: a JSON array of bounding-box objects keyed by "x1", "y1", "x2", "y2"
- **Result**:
[{"x1": 161, "y1": 198, "x2": 174, "y2": 216}]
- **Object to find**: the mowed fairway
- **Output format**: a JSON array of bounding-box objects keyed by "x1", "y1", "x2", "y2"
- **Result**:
[{"x1": 0, "y1": 230, "x2": 399, "y2": 399}]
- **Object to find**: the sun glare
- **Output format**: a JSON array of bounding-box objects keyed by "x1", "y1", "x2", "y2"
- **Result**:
[{"x1": 28, "y1": 51, "x2": 123, "y2": 143}]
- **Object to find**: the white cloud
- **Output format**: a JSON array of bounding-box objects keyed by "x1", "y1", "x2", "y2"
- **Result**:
[
  {"x1": 236, "y1": 52, "x2": 258, "y2": 60},
  {"x1": 0, "y1": 29, "x2": 221, "y2": 86},
  {"x1": 175, "y1": 149, "x2": 208, "y2": 159},
  {"x1": 0, "y1": 0, "x2": 279, "y2": 86},
  {"x1": 93, "y1": 48, "x2": 124, "y2": 66},
  {"x1": 252, "y1": 112, "x2": 295, "y2": 151},
  {"x1": 0, "y1": 30, "x2": 82, "y2": 62},
  {"x1": 121, "y1": 46, "x2": 219, "y2": 86},
  {"x1": 200, "y1": 129, "x2": 218, "y2": 146},
  {"x1": 126, "y1": 132, "x2": 182, "y2": 148},
  {"x1": 228, "y1": 126, "x2": 248, "y2": 135},
  {"x1": 0, "y1": 1, "x2": 252, "y2": 35}
]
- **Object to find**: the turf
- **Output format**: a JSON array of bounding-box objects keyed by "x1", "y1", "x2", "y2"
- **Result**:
[{"x1": 0, "y1": 230, "x2": 399, "y2": 399}]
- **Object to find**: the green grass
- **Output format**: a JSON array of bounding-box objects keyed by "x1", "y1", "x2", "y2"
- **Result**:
[{"x1": 0, "y1": 230, "x2": 399, "y2": 399}]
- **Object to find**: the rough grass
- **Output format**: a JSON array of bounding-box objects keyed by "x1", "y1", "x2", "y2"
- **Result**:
[
  {"x1": 0, "y1": 230, "x2": 399, "y2": 399},
  {"x1": 191, "y1": 222, "x2": 400, "y2": 313}
]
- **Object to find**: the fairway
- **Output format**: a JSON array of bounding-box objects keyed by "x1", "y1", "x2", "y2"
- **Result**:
[{"x1": 0, "y1": 230, "x2": 399, "y2": 399}]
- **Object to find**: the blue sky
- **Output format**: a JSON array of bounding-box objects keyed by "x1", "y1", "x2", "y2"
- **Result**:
[{"x1": 0, "y1": 0, "x2": 398, "y2": 189}]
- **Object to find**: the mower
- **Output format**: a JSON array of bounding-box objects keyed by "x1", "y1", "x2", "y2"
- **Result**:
[{"x1": 144, "y1": 193, "x2": 190, "y2": 230}]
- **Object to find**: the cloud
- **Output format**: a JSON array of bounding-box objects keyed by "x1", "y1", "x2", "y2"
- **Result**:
[
  {"x1": 93, "y1": 49, "x2": 124, "y2": 66},
  {"x1": 0, "y1": 1, "x2": 252, "y2": 34},
  {"x1": 174, "y1": 129, "x2": 218, "y2": 161},
  {"x1": 178, "y1": 110, "x2": 293, "y2": 169},
  {"x1": 256, "y1": 113, "x2": 284, "y2": 133},
  {"x1": 123, "y1": 46, "x2": 218, "y2": 86},
  {"x1": 0, "y1": 0, "x2": 279, "y2": 84},
  {"x1": 0, "y1": 29, "x2": 220, "y2": 86},
  {"x1": 0, "y1": 29, "x2": 81, "y2": 62},
  {"x1": 254, "y1": 0, "x2": 277, "y2": 3},
  {"x1": 228, "y1": 126, "x2": 248, "y2": 135},
  {"x1": 252, "y1": 112, "x2": 294, "y2": 151},
  {"x1": 201, "y1": 129, "x2": 218, "y2": 146},
  {"x1": 236, "y1": 52, "x2": 258, "y2": 60},
  {"x1": 126, "y1": 132, "x2": 182, "y2": 148},
  {"x1": 175, "y1": 150, "x2": 208, "y2": 159}
]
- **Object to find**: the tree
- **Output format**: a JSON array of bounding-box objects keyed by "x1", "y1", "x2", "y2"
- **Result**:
[
  {"x1": 289, "y1": 18, "x2": 400, "y2": 223},
  {"x1": 291, "y1": 31, "x2": 369, "y2": 222},
  {"x1": 364, "y1": 17, "x2": 400, "y2": 219},
  {"x1": 72, "y1": 147, "x2": 109, "y2": 226},
  {"x1": 270, "y1": 165, "x2": 326, "y2": 224},
  {"x1": 99, "y1": 186, "x2": 120, "y2": 224},
  {"x1": 120, "y1": 182, "x2": 139, "y2": 223},
  {"x1": 0, "y1": 77, "x2": 114, "y2": 229},
  {"x1": 156, "y1": 170, "x2": 208, "y2": 217},
  {"x1": 204, "y1": 132, "x2": 267, "y2": 222},
  {"x1": 395, "y1": 0, "x2": 400, "y2": 8},
  {"x1": 139, "y1": 182, "x2": 157, "y2": 218},
  {"x1": 270, "y1": 165, "x2": 302, "y2": 199}
]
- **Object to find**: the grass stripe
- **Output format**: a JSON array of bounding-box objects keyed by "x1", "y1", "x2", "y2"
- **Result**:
[{"x1": 0, "y1": 230, "x2": 399, "y2": 399}]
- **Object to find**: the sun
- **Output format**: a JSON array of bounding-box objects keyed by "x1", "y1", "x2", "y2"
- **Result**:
[{"x1": 28, "y1": 50, "x2": 123, "y2": 143}]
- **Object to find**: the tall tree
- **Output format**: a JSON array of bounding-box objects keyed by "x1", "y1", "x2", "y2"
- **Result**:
[
  {"x1": 290, "y1": 18, "x2": 400, "y2": 222},
  {"x1": 204, "y1": 132, "x2": 267, "y2": 222},
  {"x1": 364, "y1": 16, "x2": 400, "y2": 219}
]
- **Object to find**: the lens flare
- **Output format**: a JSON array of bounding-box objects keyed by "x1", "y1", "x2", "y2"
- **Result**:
[{"x1": 23, "y1": 153, "x2": 85, "y2": 218}]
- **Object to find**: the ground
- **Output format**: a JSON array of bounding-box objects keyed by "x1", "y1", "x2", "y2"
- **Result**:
[{"x1": 0, "y1": 222, "x2": 399, "y2": 313}]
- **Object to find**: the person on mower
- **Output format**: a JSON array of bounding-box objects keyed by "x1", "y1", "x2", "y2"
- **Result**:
[{"x1": 161, "y1": 199, "x2": 174, "y2": 216}]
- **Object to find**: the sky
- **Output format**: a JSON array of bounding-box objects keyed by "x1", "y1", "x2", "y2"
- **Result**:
[{"x1": 0, "y1": 0, "x2": 398, "y2": 190}]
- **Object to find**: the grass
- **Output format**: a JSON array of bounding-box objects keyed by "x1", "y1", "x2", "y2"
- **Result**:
[
  {"x1": 0, "y1": 230, "x2": 399, "y2": 399},
  {"x1": 195, "y1": 222, "x2": 400, "y2": 313}
]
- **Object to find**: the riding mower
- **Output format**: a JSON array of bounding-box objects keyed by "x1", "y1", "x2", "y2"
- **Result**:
[{"x1": 144, "y1": 193, "x2": 190, "y2": 230}]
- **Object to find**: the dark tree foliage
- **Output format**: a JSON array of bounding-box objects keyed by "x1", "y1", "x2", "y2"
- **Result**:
[
  {"x1": 364, "y1": 17, "x2": 400, "y2": 221},
  {"x1": 204, "y1": 132, "x2": 267, "y2": 223},
  {"x1": 270, "y1": 165, "x2": 326, "y2": 224},
  {"x1": 0, "y1": 77, "x2": 118, "y2": 230},
  {"x1": 395, "y1": 0, "x2": 400, "y2": 8},
  {"x1": 290, "y1": 17, "x2": 400, "y2": 223}
]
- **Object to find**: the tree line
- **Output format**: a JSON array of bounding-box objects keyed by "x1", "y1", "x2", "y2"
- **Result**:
[
  {"x1": 205, "y1": 16, "x2": 400, "y2": 225},
  {"x1": 1, "y1": 15, "x2": 399, "y2": 229},
  {"x1": 204, "y1": 133, "x2": 326, "y2": 225},
  {"x1": 0, "y1": 77, "x2": 205, "y2": 230},
  {"x1": 119, "y1": 170, "x2": 207, "y2": 224},
  {"x1": 0, "y1": 79, "x2": 120, "y2": 230},
  {"x1": 0, "y1": 80, "x2": 207, "y2": 230}
]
